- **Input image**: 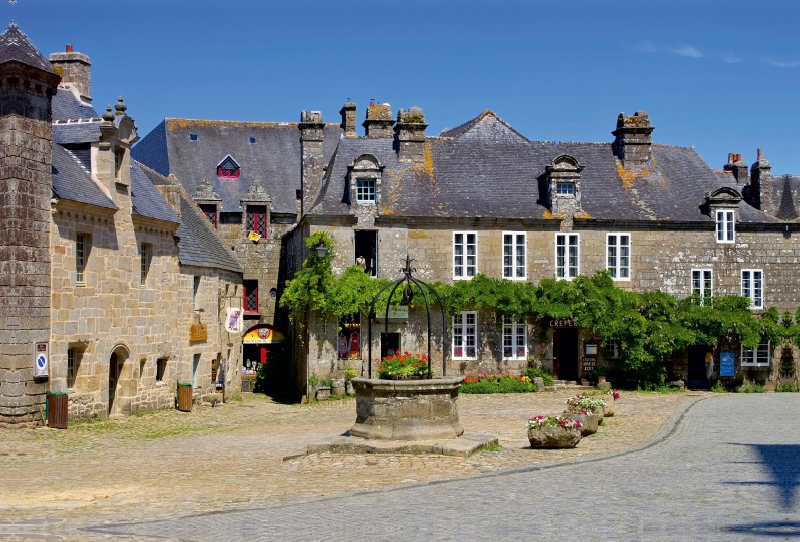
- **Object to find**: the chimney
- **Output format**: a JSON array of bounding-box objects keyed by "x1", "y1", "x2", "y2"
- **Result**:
[
  {"x1": 362, "y1": 101, "x2": 394, "y2": 138},
  {"x1": 298, "y1": 110, "x2": 325, "y2": 216},
  {"x1": 723, "y1": 152, "x2": 749, "y2": 185},
  {"x1": 612, "y1": 111, "x2": 654, "y2": 167},
  {"x1": 394, "y1": 107, "x2": 427, "y2": 162},
  {"x1": 156, "y1": 182, "x2": 183, "y2": 217},
  {"x1": 339, "y1": 101, "x2": 356, "y2": 137},
  {"x1": 49, "y1": 45, "x2": 91, "y2": 102},
  {"x1": 747, "y1": 148, "x2": 771, "y2": 210}
]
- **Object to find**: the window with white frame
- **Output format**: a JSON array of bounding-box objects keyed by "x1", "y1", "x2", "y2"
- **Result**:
[
  {"x1": 741, "y1": 343, "x2": 770, "y2": 367},
  {"x1": 606, "y1": 234, "x2": 631, "y2": 280},
  {"x1": 691, "y1": 269, "x2": 713, "y2": 304},
  {"x1": 453, "y1": 231, "x2": 477, "y2": 280},
  {"x1": 502, "y1": 232, "x2": 526, "y2": 280},
  {"x1": 355, "y1": 179, "x2": 376, "y2": 203},
  {"x1": 716, "y1": 210, "x2": 735, "y2": 243},
  {"x1": 604, "y1": 339, "x2": 620, "y2": 359},
  {"x1": 502, "y1": 315, "x2": 526, "y2": 360},
  {"x1": 452, "y1": 311, "x2": 477, "y2": 359},
  {"x1": 741, "y1": 269, "x2": 763, "y2": 309},
  {"x1": 555, "y1": 233, "x2": 579, "y2": 280},
  {"x1": 556, "y1": 182, "x2": 575, "y2": 195}
]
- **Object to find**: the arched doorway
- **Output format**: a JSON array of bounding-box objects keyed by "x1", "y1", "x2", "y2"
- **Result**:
[{"x1": 108, "y1": 346, "x2": 130, "y2": 416}]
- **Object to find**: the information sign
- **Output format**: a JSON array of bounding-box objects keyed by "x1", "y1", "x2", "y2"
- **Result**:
[
  {"x1": 34, "y1": 342, "x2": 49, "y2": 378},
  {"x1": 720, "y1": 351, "x2": 735, "y2": 377}
]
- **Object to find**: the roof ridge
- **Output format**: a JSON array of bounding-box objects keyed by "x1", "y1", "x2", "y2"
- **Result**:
[{"x1": 165, "y1": 118, "x2": 301, "y2": 127}]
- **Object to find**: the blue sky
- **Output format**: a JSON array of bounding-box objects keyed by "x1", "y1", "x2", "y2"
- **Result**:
[{"x1": 7, "y1": 0, "x2": 800, "y2": 173}]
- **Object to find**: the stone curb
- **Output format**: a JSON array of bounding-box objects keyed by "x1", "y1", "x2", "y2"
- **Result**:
[{"x1": 285, "y1": 433, "x2": 498, "y2": 460}]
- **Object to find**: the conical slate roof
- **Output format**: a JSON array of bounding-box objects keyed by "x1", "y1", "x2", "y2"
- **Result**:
[{"x1": 0, "y1": 21, "x2": 58, "y2": 74}]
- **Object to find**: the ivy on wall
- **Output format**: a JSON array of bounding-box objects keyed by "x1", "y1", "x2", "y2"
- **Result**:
[{"x1": 280, "y1": 234, "x2": 797, "y2": 386}]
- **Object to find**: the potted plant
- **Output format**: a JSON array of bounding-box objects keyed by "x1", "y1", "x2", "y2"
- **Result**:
[
  {"x1": 526, "y1": 415, "x2": 582, "y2": 448},
  {"x1": 565, "y1": 395, "x2": 607, "y2": 425},
  {"x1": 562, "y1": 407, "x2": 599, "y2": 435},
  {"x1": 344, "y1": 368, "x2": 357, "y2": 395},
  {"x1": 593, "y1": 365, "x2": 608, "y2": 384},
  {"x1": 376, "y1": 352, "x2": 430, "y2": 380}
]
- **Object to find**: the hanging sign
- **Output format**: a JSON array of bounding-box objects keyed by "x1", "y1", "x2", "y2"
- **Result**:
[
  {"x1": 248, "y1": 231, "x2": 261, "y2": 243},
  {"x1": 34, "y1": 342, "x2": 49, "y2": 378},
  {"x1": 226, "y1": 308, "x2": 243, "y2": 334},
  {"x1": 720, "y1": 351, "x2": 735, "y2": 377},
  {"x1": 243, "y1": 325, "x2": 285, "y2": 344},
  {"x1": 189, "y1": 323, "x2": 208, "y2": 342}
]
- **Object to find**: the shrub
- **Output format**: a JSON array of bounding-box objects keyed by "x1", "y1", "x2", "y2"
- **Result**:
[
  {"x1": 739, "y1": 383, "x2": 768, "y2": 393},
  {"x1": 525, "y1": 365, "x2": 554, "y2": 387},
  {"x1": 461, "y1": 373, "x2": 534, "y2": 394},
  {"x1": 377, "y1": 352, "x2": 430, "y2": 379},
  {"x1": 526, "y1": 415, "x2": 582, "y2": 430},
  {"x1": 710, "y1": 380, "x2": 727, "y2": 393},
  {"x1": 776, "y1": 383, "x2": 799, "y2": 392}
]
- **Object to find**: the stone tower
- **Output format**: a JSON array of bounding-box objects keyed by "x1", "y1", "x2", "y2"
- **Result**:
[{"x1": 0, "y1": 23, "x2": 60, "y2": 426}]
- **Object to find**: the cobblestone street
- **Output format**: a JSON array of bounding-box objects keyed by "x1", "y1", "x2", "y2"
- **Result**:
[{"x1": 0, "y1": 390, "x2": 696, "y2": 540}]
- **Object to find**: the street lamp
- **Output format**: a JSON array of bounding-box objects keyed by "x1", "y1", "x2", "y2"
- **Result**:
[{"x1": 315, "y1": 241, "x2": 328, "y2": 258}]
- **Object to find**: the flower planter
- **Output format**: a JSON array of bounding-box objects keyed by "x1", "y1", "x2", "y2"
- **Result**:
[
  {"x1": 527, "y1": 425, "x2": 582, "y2": 448},
  {"x1": 315, "y1": 386, "x2": 331, "y2": 401},
  {"x1": 598, "y1": 375, "x2": 607, "y2": 384},
  {"x1": 563, "y1": 411, "x2": 599, "y2": 436},
  {"x1": 600, "y1": 394, "x2": 614, "y2": 416},
  {"x1": 349, "y1": 377, "x2": 464, "y2": 440}
]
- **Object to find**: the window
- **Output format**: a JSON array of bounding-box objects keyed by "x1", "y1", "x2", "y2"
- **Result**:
[
  {"x1": 156, "y1": 358, "x2": 167, "y2": 382},
  {"x1": 189, "y1": 133, "x2": 198, "y2": 141},
  {"x1": 243, "y1": 279, "x2": 258, "y2": 313},
  {"x1": 741, "y1": 269, "x2": 763, "y2": 309},
  {"x1": 453, "y1": 231, "x2": 477, "y2": 280},
  {"x1": 338, "y1": 314, "x2": 361, "y2": 359},
  {"x1": 193, "y1": 276, "x2": 201, "y2": 311},
  {"x1": 502, "y1": 232, "x2": 526, "y2": 280},
  {"x1": 140, "y1": 243, "x2": 150, "y2": 287},
  {"x1": 691, "y1": 269, "x2": 713, "y2": 304},
  {"x1": 502, "y1": 315, "x2": 526, "y2": 360},
  {"x1": 607, "y1": 234, "x2": 631, "y2": 280},
  {"x1": 114, "y1": 147, "x2": 125, "y2": 180},
  {"x1": 217, "y1": 156, "x2": 240, "y2": 179},
  {"x1": 453, "y1": 311, "x2": 477, "y2": 359},
  {"x1": 716, "y1": 210, "x2": 735, "y2": 243},
  {"x1": 354, "y1": 230, "x2": 378, "y2": 278},
  {"x1": 556, "y1": 182, "x2": 575, "y2": 195},
  {"x1": 555, "y1": 233, "x2": 579, "y2": 280},
  {"x1": 199, "y1": 204, "x2": 217, "y2": 227},
  {"x1": 76, "y1": 233, "x2": 90, "y2": 285},
  {"x1": 355, "y1": 179, "x2": 376, "y2": 203},
  {"x1": 246, "y1": 205, "x2": 267, "y2": 237},
  {"x1": 192, "y1": 354, "x2": 200, "y2": 388},
  {"x1": 67, "y1": 347, "x2": 79, "y2": 390},
  {"x1": 249, "y1": 137, "x2": 257, "y2": 144},
  {"x1": 604, "y1": 340, "x2": 621, "y2": 359},
  {"x1": 741, "y1": 343, "x2": 770, "y2": 367}
]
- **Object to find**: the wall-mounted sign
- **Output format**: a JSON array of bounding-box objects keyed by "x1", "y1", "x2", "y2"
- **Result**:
[
  {"x1": 189, "y1": 323, "x2": 208, "y2": 342},
  {"x1": 582, "y1": 343, "x2": 598, "y2": 374},
  {"x1": 34, "y1": 342, "x2": 49, "y2": 378},
  {"x1": 226, "y1": 308, "x2": 243, "y2": 334},
  {"x1": 720, "y1": 351, "x2": 735, "y2": 377},
  {"x1": 374, "y1": 306, "x2": 409, "y2": 320},
  {"x1": 243, "y1": 325, "x2": 285, "y2": 344},
  {"x1": 550, "y1": 319, "x2": 576, "y2": 328}
]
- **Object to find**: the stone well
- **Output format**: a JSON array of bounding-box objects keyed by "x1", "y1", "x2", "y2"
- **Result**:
[{"x1": 349, "y1": 377, "x2": 464, "y2": 441}]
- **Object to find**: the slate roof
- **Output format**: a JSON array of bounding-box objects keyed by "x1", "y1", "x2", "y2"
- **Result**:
[
  {"x1": 132, "y1": 119, "x2": 341, "y2": 215},
  {"x1": 764, "y1": 175, "x2": 800, "y2": 221},
  {"x1": 130, "y1": 163, "x2": 181, "y2": 224},
  {"x1": 311, "y1": 110, "x2": 787, "y2": 224},
  {"x1": 0, "y1": 22, "x2": 58, "y2": 75},
  {"x1": 136, "y1": 163, "x2": 243, "y2": 274},
  {"x1": 52, "y1": 122, "x2": 101, "y2": 144},
  {"x1": 51, "y1": 144, "x2": 116, "y2": 210},
  {"x1": 51, "y1": 89, "x2": 99, "y2": 122}
]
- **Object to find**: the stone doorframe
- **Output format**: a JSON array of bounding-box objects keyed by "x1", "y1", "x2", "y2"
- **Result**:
[{"x1": 108, "y1": 343, "x2": 131, "y2": 417}]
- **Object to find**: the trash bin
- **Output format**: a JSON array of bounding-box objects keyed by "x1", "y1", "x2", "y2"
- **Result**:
[
  {"x1": 177, "y1": 382, "x2": 193, "y2": 412},
  {"x1": 48, "y1": 391, "x2": 68, "y2": 429}
]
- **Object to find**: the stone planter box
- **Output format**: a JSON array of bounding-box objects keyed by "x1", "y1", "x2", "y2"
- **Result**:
[
  {"x1": 331, "y1": 379, "x2": 345, "y2": 397},
  {"x1": 527, "y1": 425, "x2": 582, "y2": 448},
  {"x1": 315, "y1": 386, "x2": 331, "y2": 401},
  {"x1": 600, "y1": 395, "x2": 614, "y2": 416},
  {"x1": 562, "y1": 411, "x2": 599, "y2": 436},
  {"x1": 349, "y1": 377, "x2": 464, "y2": 441}
]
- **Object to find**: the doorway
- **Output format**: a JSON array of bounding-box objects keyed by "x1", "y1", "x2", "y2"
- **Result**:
[
  {"x1": 108, "y1": 352, "x2": 121, "y2": 416},
  {"x1": 553, "y1": 328, "x2": 579, "y2": 381},
  {"x1": 354, "y1": 230, "x2": 378, "y2": 277},
  {"x1": 688, "y1": 345, "x2": 710, "y2": 390},
  {"x1": 381, "y1": 332, "x2": 401, "y2": 358}
]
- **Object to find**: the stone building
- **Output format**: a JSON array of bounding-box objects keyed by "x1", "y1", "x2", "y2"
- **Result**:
[
  {"x1": 285, "y1": 103, "x2": 800, "y2": 391},
  {"x1": 0, "y1": 23, "x2": 244, "y2": 426}
]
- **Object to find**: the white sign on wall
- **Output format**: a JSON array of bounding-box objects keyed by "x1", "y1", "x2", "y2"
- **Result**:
[
  {"x1": 34, "y1": 342, "x2": 49, "y2": 378},
  {"x1": 226, "y1": 308, "x2": 243, "y2": 334}
]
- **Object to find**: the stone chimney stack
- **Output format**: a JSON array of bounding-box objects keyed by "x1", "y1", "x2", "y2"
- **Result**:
[
  {"x1": 612, "y1": 111, "x2": 654, "y2": 167},
  {"x1": 394, "y1": 107, "x2": 427, "y2": 162},
  {"x1": 747, "y1": 148, "x2": 771, "y2": 210},
  {"x1": 298, "y1": 110, "x2": 325, "y2": 216},
  {"x1": 339, "y1": 101, "x2": 356, "y2": 137},
  {"x1": 49, "y1": 44, "x2": 91, "y2": 102},
  {"x1": 723, "y1": 152, "x2": 749, "y2": 185},
  {"x1": 362, "y1": 100, "x2": 394, "y2": 138}
]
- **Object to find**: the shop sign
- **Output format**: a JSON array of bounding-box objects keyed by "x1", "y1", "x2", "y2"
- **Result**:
[
  {"x1": 243, "y1": 325, "x2": 285, "y2": 344},
  {"x1": 582, "y1": 343, "x2": 598, "y2": 374},
  {"x1": 550, "y1": 319, "x2": 576, "y2": 328},
  {"x1": 34, "y1": 342, "x2": 49, "y2": 378},
  {"x1": 720, "y1": 352, "x2": 735, "y2": 377},
  {"x1": 226, "y1": 307, "x2": 243, "y2": 334},
  {"x1": 189, "y1": 323, "x2": 208, "y2": 342},
  {"x1": 374, "y1": 306, "x2": 409, "y2": 320}
]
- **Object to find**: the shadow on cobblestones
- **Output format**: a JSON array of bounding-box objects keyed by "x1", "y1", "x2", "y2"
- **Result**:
[
  {"x1": 725, "y1": 443, "x2": 800, "y2": 510},
  {"x1": 723, "y1": 521, "x2": 800, "y2": 537}
]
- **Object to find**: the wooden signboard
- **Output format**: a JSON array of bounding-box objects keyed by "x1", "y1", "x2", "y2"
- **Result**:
[{"x1": 189, "y1": 323, "x2": 208, "y2": 342}]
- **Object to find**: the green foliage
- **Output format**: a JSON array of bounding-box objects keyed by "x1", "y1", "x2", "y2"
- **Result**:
[
  {"x1": 739, "y1": 383, "x2": 768, "y2": 393},
  {"x1": 279, "y1": 232, "x2": 336, "y2": 319},
  {"x1": 710, "y1": 380, "x2": 727, "y2": 393},
  {"x1": 460, "y1": 378, "x2": 535, "y2": 394},
  {"x1": 776, "y1": 382, "x2": 799, "y2": 392},
  {"x1": 524, "y1": 365, "x2": 554, "y2": 386},
  {"x1": 377, "y1": 352, "x2": 430, "y2": 379}
]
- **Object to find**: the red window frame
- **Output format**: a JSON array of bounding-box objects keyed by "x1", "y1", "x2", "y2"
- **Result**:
[
  {"x1": 199, "y1": 204, "x2": 217, "y2": 227},
  {"x1": 246, "y1": 205, "x2": 268, "y2": 237},
  {"x1": 217, "y1": 167, "x2": 240, "y2": 180},
  {"x1": 243, "y1": 280, "x2": 258, "y2": 314}
]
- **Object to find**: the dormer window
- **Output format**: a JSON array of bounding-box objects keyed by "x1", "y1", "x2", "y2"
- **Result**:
[
  {"x1": 716, "y1": 210, "x2": 735, "y2": 243},
  {"x1": 217, "y1": 155, "x2": 240, "y2": 180},
  {"x1": 556, "y1": 182, "x2": 574, "y2": 196},
  {"x1": 199, "y1": 204, "x2": 217, "y2": 227},
  {"x1": 345, "y1": 154, "x2": 382, "y2": 206},
  {"x1": 356, "y1": 179, "x2": 376, "y2": 203}
]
